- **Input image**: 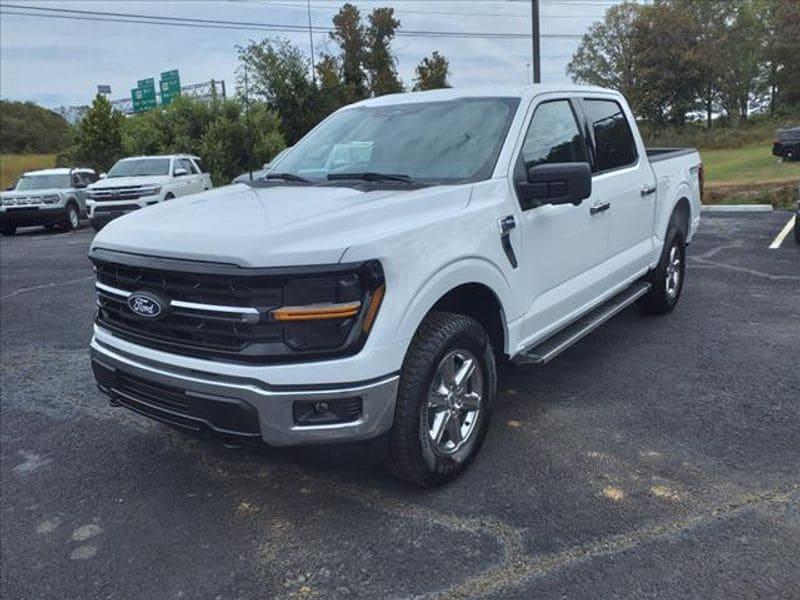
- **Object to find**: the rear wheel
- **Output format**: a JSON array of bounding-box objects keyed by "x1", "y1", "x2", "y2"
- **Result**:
[
  {"x1": 783, "y1": 148, "x2": 798, "y2": 162},
  {"x1": 638, "y1": 225, "x2": 686, "y2": 314},
  {"x1": 385, "y1": 312, "x2": 496, "y2": 487}
]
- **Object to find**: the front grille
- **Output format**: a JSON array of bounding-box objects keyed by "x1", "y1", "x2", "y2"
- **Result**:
[
  {"x1": 94, "y1": 259, "x2": 284, "y2": 359},
  {"x1": 89, "y1": 185, "x2": 158, "y2": 202}
]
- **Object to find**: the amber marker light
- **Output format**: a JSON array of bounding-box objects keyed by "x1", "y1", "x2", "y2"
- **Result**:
[
  {"x1": 361, "y1": 284, "x2": 386, "y2": 333},
  {"x1": 271, "y1": 301, "x2": 362, "y2": 322}
]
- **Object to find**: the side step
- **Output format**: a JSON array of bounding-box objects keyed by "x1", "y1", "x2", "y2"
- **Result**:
[{"x1": 514, "y1": 281, "x2": 652, "y2": 365}]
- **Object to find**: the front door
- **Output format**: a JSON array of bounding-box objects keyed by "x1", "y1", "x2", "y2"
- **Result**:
[{"x1": 515, "y1": 98, "x2": 611, "y2": 346}]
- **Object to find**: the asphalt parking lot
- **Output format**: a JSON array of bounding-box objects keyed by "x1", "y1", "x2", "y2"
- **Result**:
[{"x1": 2, "y1": 212, "x2": 798, "y2": 600}]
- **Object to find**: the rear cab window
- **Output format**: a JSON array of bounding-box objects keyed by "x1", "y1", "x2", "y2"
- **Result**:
[{"x1": 582, "y1": 99, "x2": 638, "y2": 173}]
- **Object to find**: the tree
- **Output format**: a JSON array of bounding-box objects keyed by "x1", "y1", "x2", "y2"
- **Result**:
[
  {"x1": 330, "y1": 3, "x2": 368, "y2": 102},
  {"x1": 567, "y1": 3, "x2": 642, "y2": 102},
  {"x1": 364, "y1": 7, "x2": 403, "y2": 96},
  {"x1": 412, "y1": 51, "x2": 451, "y2": 91},
  {"x1": 763, "y1": 0, "x2": 800, "y2": 109},
  {"x1": 73, "y1": 94, "x2": 124, "y2": 172},
  {"x1": 237, "y1": 39, "x2": 320, "y2": 144},
  {"x1": 628, "y1": 2, "x2": 706, "y2": 127},
  {"x1": 0, "y1": 100, "x2": 71, "y2": 154}
]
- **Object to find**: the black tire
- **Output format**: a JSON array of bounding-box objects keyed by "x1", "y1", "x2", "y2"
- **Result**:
[
  {"x1": 62, "y1": 202, "x2": 80, "y2": 231},
  {"x1": 1, "y1": 224, "x2": 16, "y2": 236},
  {"x1": 638, "y1": 225, "x2": 686, "y2": 314},
  {"x1": 385, "y1": 311, "x2": 496, "y2": 487},
  {"x1": 783, "y1": 148, "x2": 798, "y2": 162},
  {"x1": 794, "y1": 212, "x2": 800, "y2": 244},
  {"x1": 164, "y1": 193, "x2": 175, "y2": 200}
]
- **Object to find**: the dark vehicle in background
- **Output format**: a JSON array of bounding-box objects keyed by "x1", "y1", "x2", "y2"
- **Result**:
[
  {"x1": 0, "y1": 167, "x2": 97, "y2": 235},
  {"x1": 773, "y1": 127, "x2": 800, "y2": 162}
]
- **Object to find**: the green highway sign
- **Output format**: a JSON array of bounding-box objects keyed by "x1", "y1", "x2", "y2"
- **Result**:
[
  {"x1": 131, "y1": 79, "x2": 157, "y2": 113},
  {"x1": 159, "y1": 69, "x2": 181, "y2": 106}
]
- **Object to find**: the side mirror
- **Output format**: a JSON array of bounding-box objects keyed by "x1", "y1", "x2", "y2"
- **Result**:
[
  {"x1": 73, "y1": 181, "x2": 87, "y2": 189},
  {"x1": 516, "y1": 162, "x2": 592, "y2": 209},
  {"x1": 173, "y1": 167, "x2": 188, "y2": 177},
  {"x1": 99, "y1": 173, "x2": 107, "y2": 179}
]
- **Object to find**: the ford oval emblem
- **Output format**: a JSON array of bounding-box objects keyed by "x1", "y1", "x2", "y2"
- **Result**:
[{"x1": 128, "y1": 292, "x2": 164, "y2": 319}]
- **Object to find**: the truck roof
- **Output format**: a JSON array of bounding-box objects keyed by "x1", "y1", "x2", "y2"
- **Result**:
[
  {"x1": 118, "y1": 154, "x2": 200, "y2": 161},
  {"x1": 21, "y1": 167, "x2": 95, "y2": 177},
  {"x1": 352, "y1": 84, "x2": 618, "y2": 108}
]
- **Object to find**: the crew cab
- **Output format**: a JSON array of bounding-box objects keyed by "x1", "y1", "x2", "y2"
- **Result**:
[
  {"x1": 1, "y1": 167, "x2": 97, "y2": 235},
  {"x1": 88, "y1": 86, "x2": 702, "y2": 486},
  {"x1": 86, "y1": 154, "x2": 212, "y2": 231}
]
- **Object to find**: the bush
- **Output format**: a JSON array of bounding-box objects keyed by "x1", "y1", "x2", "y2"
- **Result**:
[{"x1": 119, "y1": 96, "x2": 285, "y2": 185}]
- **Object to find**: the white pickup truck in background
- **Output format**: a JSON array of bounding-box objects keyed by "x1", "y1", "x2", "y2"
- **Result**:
[
  {"x1": 86, "y1": 154, "x2": 213, "y2": 231},
  {"x1": 88, "y1": 85, "x2": 702, "y2": 486}
]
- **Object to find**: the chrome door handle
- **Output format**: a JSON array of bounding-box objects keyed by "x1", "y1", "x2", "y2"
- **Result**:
[
  {"x1": 641, "y1": 184, "x2": 657, "y2": 197},
  {"x1": 590, "y1": 201, "x2": 611, "y2": 215}
]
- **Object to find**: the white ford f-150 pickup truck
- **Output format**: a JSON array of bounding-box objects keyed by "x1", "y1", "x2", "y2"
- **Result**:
[
  {"x1": 86, "y1": 154, "x2": 213, "y2": 231},
  {"x1": 89, "y1": 85, "x2": 702, "y2": 486}
]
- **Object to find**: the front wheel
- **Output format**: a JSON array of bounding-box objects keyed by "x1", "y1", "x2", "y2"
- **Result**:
[
  {"x1": 63, "y1": 203, "x2": 80, "y2": 231},
  {"x1": 638, "y1": 225, "x2": 686, "y2": 314},
  {"x1": 783, "y1": 148, "x2": 798, "y2": 162},
  {"x1": 385, "y1": 312, "x2": 496, "y2": 487}
]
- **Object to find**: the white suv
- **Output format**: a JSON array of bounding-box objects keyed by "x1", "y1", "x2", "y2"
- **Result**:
[{"x1": 86, "y1": 155, "x2": 212, "y2": 231}]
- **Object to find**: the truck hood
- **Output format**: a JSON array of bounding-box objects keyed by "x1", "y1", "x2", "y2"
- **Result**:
[
  {"x1": 1, "y1": 187, "x2": 65, "y2": 199},
  {"x1": 88, "y1": 175, "x2": 169, "y2": 188},
  {"x1": 91, "y1": 182, "x2": 471, "y2": 267}
]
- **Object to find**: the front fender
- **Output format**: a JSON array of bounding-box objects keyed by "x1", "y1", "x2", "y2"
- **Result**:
[{"x1": 394, "y1": 256, "x2": 518, "y2": 351}]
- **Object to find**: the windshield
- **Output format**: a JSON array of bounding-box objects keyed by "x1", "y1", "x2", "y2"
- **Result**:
[
  {"x1": 15, "y1": 174, "x2": 71, "y2": 190},
  {"x1": 273, "y1": 97, "x2": 519, "y2": 184},
  {"x1": 107, "y1": 158, "x2": 170, "y2": 178}
]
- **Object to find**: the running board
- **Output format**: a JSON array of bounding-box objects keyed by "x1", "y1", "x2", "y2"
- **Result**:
[{"x1": 514, "y1": 281, "x2": 652, "y2": 365}]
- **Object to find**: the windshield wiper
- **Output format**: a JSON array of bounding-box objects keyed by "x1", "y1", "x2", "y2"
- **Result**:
[
  {"x1": 265, "y1": 172, "x2": 310, "y2": 183},
  {"x1": 327, "y1": 172, "x2": 414, "y2": 183}
]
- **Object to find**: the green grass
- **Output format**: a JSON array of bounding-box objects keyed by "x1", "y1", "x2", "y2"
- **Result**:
[
  {"x1": 0, "y1": 154, "x2": 56, "y2": 190},
  {"x1": 701, "y1": 143, "x2": 800, "y2": 186}
]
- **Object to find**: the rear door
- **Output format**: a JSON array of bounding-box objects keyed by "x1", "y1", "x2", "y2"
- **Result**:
[
  {"x1": 515, "y1": 97, "x2": 611, "y2": 343},
  {"x1": 176, "y1": 158, "x2": 203, "y2": 195},
  {"x1": 579, "y1": 97, "x2": 656, "y2": 280}
]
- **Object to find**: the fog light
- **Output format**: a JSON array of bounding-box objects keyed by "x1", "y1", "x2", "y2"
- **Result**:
[{"x1": 293, "y1": 397, "x2": 362, "y2": 426}]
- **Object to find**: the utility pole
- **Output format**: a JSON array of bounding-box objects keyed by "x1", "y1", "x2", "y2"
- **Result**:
[
  {"x1": 531, "y1": 0, "x2": 541, "y2": 84},
  {"x1": 244, "y1": 65, "x2": 253, "y2": 181},
  {"x1": 307, "y1": 0, "x2": 316, "y2": 84}
]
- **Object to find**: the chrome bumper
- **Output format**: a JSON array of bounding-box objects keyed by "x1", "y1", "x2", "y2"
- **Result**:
[{"x1": 90, "y1": 338, "x2": 399, "y2": 446}]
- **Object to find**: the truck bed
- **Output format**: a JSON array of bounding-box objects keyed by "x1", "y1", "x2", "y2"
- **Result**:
[{"x1": 646, "y1": 147, "x2": 698, "y2": 163}]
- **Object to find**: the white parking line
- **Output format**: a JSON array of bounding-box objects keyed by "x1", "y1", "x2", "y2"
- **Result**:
[{"x1": 769, "y1": 215, "x2": 796, "y2": 249}]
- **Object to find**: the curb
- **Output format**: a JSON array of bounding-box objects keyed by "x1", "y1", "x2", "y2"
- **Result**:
[{"x1": 700, "y1": 204, "x2": 773, "y2": 213}]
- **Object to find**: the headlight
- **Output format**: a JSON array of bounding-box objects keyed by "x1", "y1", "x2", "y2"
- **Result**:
[
  {"x1": 2, "y1": 198, "x2": 14, "y2": 206},
  {"x1": 271, "y1": 262, "x2": 385, "y2": 352},
  {"x1": 41, "y1": 195, "x2": 61, "y2": 204}
]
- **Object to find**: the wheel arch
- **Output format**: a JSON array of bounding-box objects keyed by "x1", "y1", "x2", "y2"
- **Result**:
[
  {"x1": 671, "y1": 196, "x2": 691, "y2": 240},
  {"x1": 393, "y1": 258, "x2": 516, "y2": 359}
]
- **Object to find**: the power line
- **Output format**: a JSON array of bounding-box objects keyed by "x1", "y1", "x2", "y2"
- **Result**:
[{"x1": 0, "y1": 5, "x2": 589, "y2": 40}]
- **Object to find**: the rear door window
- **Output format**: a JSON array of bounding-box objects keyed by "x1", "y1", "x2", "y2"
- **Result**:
[{"x1": 583, "y1": 99, "x2": 638, "y2": 172}]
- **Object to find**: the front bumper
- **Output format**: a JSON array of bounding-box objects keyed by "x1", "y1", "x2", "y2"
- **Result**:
[
  {"x1": 0, "y1": 206, "x2": 66, "y2": 228},
  {"x1": 87, "y1": 196, "x2": 160, "y2": 224},
  {"x1": 90, "y1": 337, "x2": 399, "y2": 446}
]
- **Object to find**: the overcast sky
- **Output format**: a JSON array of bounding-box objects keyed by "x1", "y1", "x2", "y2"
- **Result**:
[{"x1": 1, "y1": 0, "x2": 620, "y2": 109}]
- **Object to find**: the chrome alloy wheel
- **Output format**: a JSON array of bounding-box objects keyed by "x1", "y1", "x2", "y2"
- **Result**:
[
  {"x1": 665, "y1": 244, "x2": 682, "y2": 298},
  {"x1": 422, "y1": 349, "x2": 483, "y2": 455},
  {"x1": 68, "y1": 206, "x2": 79, "y2": 229}
]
